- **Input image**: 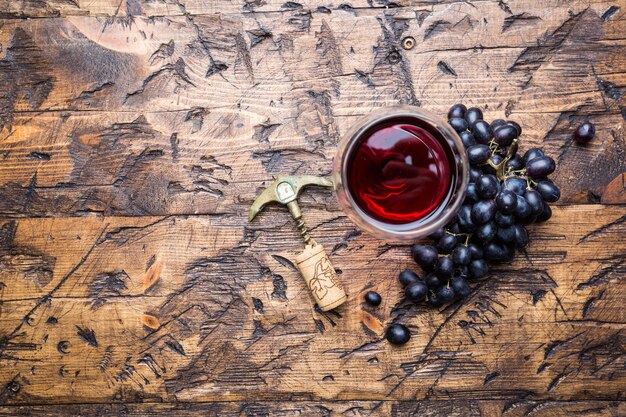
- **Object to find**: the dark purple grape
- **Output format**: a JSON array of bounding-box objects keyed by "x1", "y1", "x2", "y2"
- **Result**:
[
  {"x1": 467, "y1": 145, "x2": 491, "y2": 165},
  {"x1": 525, "y1": 189, "x2": 544, "y2": 216},
  {"x1": 468, "y1": 243, "x2": 484, "y2": 260},
  {"x1": 574, "y1": 122, "x2": 595, "y2": 144},
  {"x1": 429, "y1": 227, "x2": 446, "y2": 241},
  {"x1": 477, "y1": 175, "x2": 499, "y2": 199},
  {"x1": 484, "y1": 241, "x2": 510, "y2": 261},
  {"x1": 448, "y1": 222, "x2": 462, "y2": 235},
  {"x1": 448, "y1": 103, "x2": 467, "y2": 119},
  {"x1": 465, "y1": 183, "x2": 480, "y2": 204},
  {"x1": 504, "y1": 177, "x2": 527, "y2": 196},
  {"x1": 508, "y1": 120, "x2": 522, "y2": 137},
  {"x1": 514, "y1": 224, "x2": 529, "y2": 248},
  {"x1": 506, "y1": 154, "x2": 524, "y2": 171},
  {"x1": 424, "y1": 273, "x2": 442, "y2": 289},
  {"x1": 496, "y1": 189, "x2": 518, "y2": 214},
  {"x1": 457, "y1": 204, "x2": 476, "y2": 233},
  {"x1": 364, "y1": 291, "x2": 382, "y2": 306},
  {"x1": 469, "y1": 259, "x2": 489, "y2": 279},
  {"x1": 514, "y1": 195, "x2": 532, "y2": 219},
  {"x1": 490, "y1": 119, "x2": 507, "y2": 131},
  {"x1": 472, "y1": 120, "x2": 493, "y2": 144},
  {"x1": 411, "y1": 245, "x2": 438, "y2": 270},
  {"x1": 449, "y1": 117, "x2": 469, "y2": 133},
  {"x1": 386, "y1": 324, "x2": 410, "y2": 345},
  {"x1": 428, "y1": 292, "x2": 442, "y2": 307},
  {"x1": 476, "y1": 221, "x2": 497, "y2": 242},
  {"x1": 483, "y1": 154, "x2": 504, "y2": 176},
  {"x1": 526, "y1": 156, "x2": 556, "y2": 178},
  {"x1": 460, "y1": 130, "x2": 476, "y2": 148},
  {"x1": 537, "y1": 204, "x2": 552, "y2": 222},
  {"x1": 523, "y1": 148, "x2": 545, "y2": 164},
  {"x1": 495, "y1": 211, "x2": 515, "y2": 228},
  {"x1": 471, "y1": 199, "x2": 497, "y2": 224},
  {"x1": 465, "y1": 107, "x2": 483, "y2": 125},
  {"x1": 535, "y1": 179, "x2": 560, "y2": 203},
  {"x1": 451, "y1": 277, "x2": 471, "y2": 298},
  {"x1": 437, "y1": 234, "x2": 458, "y2": 253},
  {"x1": 435, "y1": 257, "x2": 454, "y2": 278},
  {"x1": 469, "y1": 167, "x2": 483, "y2": 183},
  {"x1": 493, "y1": 124, "x2": 517, "y2": 146},
  {"x1": 437, "y1": 285, "x2": 455, "y2": 302},
  {"x1": 399, "y1": 270, "x2": 421, "y2": 287},
  {"x1": 496, "y1": 225, "x2": 516, "y2": 243},
  {"x1": 452, "y1": 245, "x2": 471, "y2": 266},
  {"x1": 405, "y1": 282, "x2": 428, "y2": 303}
]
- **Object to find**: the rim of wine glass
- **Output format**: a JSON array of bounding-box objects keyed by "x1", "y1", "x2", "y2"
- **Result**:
[{"x1": 332, "y1": 105, "x2": 469, "y2": 242}]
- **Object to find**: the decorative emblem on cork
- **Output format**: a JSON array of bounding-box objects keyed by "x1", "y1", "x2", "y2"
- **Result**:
[{"x1": 248, "y1": 175, "x2": 347, "y2": 311}]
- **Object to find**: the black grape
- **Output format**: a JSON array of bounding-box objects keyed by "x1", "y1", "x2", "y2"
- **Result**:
[{"x1": 471, "y1": 199, "x2": 497, "y2": 224}]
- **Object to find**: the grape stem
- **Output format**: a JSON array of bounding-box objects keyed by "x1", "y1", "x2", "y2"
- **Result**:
[{"x1": 486, "y1": 139, "x2": 519, "y2": 181}]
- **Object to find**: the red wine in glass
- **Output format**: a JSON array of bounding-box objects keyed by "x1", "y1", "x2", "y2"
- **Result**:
[{"x1": 345, "y1": 118, "x2": 456, "y2": 225}]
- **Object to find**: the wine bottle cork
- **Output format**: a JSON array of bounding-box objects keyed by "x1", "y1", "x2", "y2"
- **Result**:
[{"x1": 295, "y1": 242, "x2": 347, "y2": 311}]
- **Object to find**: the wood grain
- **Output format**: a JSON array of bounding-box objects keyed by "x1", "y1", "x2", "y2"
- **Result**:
[{"x1": 0, "y1": 0, "x2": 625, "y2": 414}]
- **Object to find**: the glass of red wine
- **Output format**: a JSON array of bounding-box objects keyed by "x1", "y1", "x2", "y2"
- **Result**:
[{"x1": 333, "y1": 106, "x2": 469, "y2": 241}]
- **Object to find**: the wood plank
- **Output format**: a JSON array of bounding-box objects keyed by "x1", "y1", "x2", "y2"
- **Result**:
[
  {"x1": 0, "y1": 2, "x2": 624, "y2": 217},
  {"x1": 1, "y1": 205, "x2": 625, "y2": 404},
  {"x1": 0, "y1": 400, "x2": 625, "y2": 416}
]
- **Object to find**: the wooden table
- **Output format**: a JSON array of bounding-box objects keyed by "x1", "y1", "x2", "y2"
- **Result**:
[{"x1": 0, "y1": 0, "x2": 625, "y2": 415}]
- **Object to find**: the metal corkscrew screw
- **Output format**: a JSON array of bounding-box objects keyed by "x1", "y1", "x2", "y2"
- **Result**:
[{"x1": 248, "y1": 175, "x2": 347, "y2": 311}]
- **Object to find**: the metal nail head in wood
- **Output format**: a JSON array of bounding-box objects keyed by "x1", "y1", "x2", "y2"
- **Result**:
[{"x1": 249, "y1": 175, "x2": 347, "y2": 311}]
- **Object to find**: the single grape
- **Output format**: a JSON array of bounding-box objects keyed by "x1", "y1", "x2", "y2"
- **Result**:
[
  {"x1": 469, "y1": 259, "x2": 489, "y2": 279},
  {"x1": 537, "y1": 204, "x2": 552, "y2": 222},
  {"x1": 468, "y1": 243, "x2": 484, "y2": 260},
  {"x1": 508, "y1": 120, "x2": 522, "y2": 137},
  {"x1": 435, "y1": 257, "x2": 454, "y2": 279},
  {"x1": 437, "y1": 285, "x2": 455, "y2": 302},
  {"x1": 535, "y1": 179, "x2": 560, "y2": 203},
  {"x1": 457, "y1": 204, "x2": 477, "y2": 233},
  {"x1": 471, "y1": 120, "x2": 494, "y2": 144},
  {"x1": 405, "y1": 282, "x2": 428, "y2": 303},
  {"x1": 494, "y1": 124, "x2": 517, "y2": 146},
  {"x1": 460, "y1": 130, "x2": 476, "y2": 148},
  {"x1": 411, "y1": 245, "x2": 438, "y2": 270},
  {"x1": 496, "y1": 189, "x2": 518, "y2": 214},
  {"x1": 449, "y1": 117, "x2": 469, "y2": 133},
  {"x1": 448, "y1": 223, "x2": 462, "y2": 235},
  {"x1": 453, "y1": 277, "x2": 471, "y2": 297},
  {"x1": 465, "y1": 107, "x2": 483, "y2": 125},
  {"x1": 525, "y1": 189, "x2": 544, "y2": 216},
  {"x1": 448, "y1": 103, "x2": 467, "y2": 119},
  {"x1": 424, "y1": 273, "x2": 442, "y2": 289},
  {"x1": 504, "y1": 177, "x2": 527, "y2": 196},
  {"x1": 490, "y1": 119, "x2": 507, "y2": 131},
  {"x1": 364, "y1": 291, "x2": 382, "y2": 306},
  {"x1": 471, "y1": 199, "x2": 497, "y2": 224},
  {"x1": 526, "y1": 156, "x2": 556, "y2": 178},
  {"x1": 398, "y1": 270, "x2": 421, "y2": 287},
  {"x1": 427, "y1": 292, "x2": 442, "y2": 307},
  {"x1": 476, "y1": 221, "x2": 497, "y2": 242},
  {"x1": 452, "y1": 245, "x2": 471, "y2": 266},
  {"x1": 467, "y1": 145, "x2": 491, "y2": 165},
  {"x1": 477, "y1": 175, "x2": 499, "y2": 199},
  {"x1": 495, "y1": 211, "x2": 515, "y2": 227},
  {"x1": 496, "y1": 225, "x2": 516, "y2": 243},
  {"x1": 469, "y1": 167, "x2": 483, "y2": 183},
  {"x1": 386, "y1": 324, "x2": 411, "y2": 345},
  {"x1": 437, "y1": 234, "x2": 458, "y2": 253},
  {"x1": 465, "y1": 183, "x2": 480, "y2": 204},
  {"x1": 514, "y1": 195, "x2": 532, "y2": 219},
  {"x1": 574, "y1": 121, "x2": 595, "y2": 144},
  {"x1": 506, "y1": 154, "x2": 524, "y2": 171},
  {"x1": 523, "y1": 148, "x2": 544, "y2": 164},
  {"x1": 514, "y1": 224, "x2": 529, "y2": 248}
]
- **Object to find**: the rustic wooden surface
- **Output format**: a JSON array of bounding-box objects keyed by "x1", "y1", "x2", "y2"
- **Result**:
[{"x1": 0, "y1": 0, "x2": 625, "y2": 415}]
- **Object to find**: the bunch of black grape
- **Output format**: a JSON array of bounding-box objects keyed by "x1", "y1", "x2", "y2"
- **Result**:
[{"x1": 400, "y1": 104, "x2": 561, "y2": 307}]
